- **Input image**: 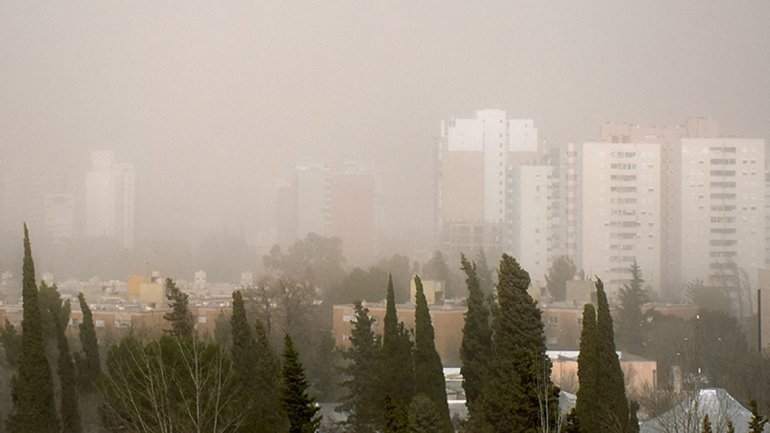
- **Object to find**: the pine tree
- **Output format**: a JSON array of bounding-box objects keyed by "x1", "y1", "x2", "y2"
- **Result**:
[
  {"x1": 484, "y1": 254, "x2": 559, "y2": 432},
  {"x1": 616, "y1": 261, "x2": 648, "y2": 355},
  {"x1": 460, "y1": 254, "x2": 492, "y2": 425},
  {"x1": 76, "y1": 292, "x2": 101, "y2": 389},
  {"x1": 163, "y1": 278, "x2": 194, "y2": 338},
  {"x1": 338, "y1": 301, "x2": 381, "y2": 433},
  {"x1": 230, "y1": 290, "x2": 286, "y2": 432},
  {"x1": 702, "y1": 414, "x2": 713, "y2": 433},
  {"x1": 749, "y1": 400, "x2": 767, "y2": 433},
  {"x1": 52, "y1": 299, "x2": 82, "y2": 433},
  {"x1": 6, "y1": 224, "x2": 59, "y2": 433},
  {"x1": 413, "y1": 275, "x2": 452, "y2": 433},
  {"x1": 575, "y1": 304, "x2": 599, "y2": 433},
  {"x1": 408, "y1": 394, "x2": 442, "y2": 433},
  {"x1": 381, "y1": 275, "x2": 415, "y2": 408},
  {"x1": 281, "y1": 334, "x2": 321, "y2": 433},
  {"x1": 595, "y1": 278, "x2": 629, "y2": 432},
  {"x1": 384, "y1": 394, "x2": 409, "y2": 433},
  {"x1": 1, "y1": 319, "x2": 20, "y2": 367}
]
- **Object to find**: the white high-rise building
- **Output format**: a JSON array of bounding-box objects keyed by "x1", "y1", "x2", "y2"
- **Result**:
[
  {"x1": 438, "y1": 110, "x2": 538, "y2": 257},
  {"x1": 85, "y1": 151, "x2": 136, "y2": 249},
  {"x1": 680, "y1": 138, "x2": 765, "y2": 288},
  {"x1": 578, "y1": 142, "x2": 662, "y2": 295}
]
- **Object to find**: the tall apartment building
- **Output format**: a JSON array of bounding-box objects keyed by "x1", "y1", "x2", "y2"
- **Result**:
[
  {"x1": 437, "y1": 110, "x2": 538, "y2": 259},
  {"x1": 85, "y1": 151, "x2": 136, "y2": 249},
  {"x1": 679, "y1": 138, "x2": 765, "y2": 288},
  {"x1": 578, "y1": 142, "x2": 662, "y2": 294}
]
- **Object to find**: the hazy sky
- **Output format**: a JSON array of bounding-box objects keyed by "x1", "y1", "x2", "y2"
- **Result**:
[{"x1": 2, "y1": 1, "x2": 769, "y2": 239}]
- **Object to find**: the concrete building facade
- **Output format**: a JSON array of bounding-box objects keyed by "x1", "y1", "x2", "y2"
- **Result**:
[{"x1": 85, "y1": 151, "x2": 136, "y2": 249}]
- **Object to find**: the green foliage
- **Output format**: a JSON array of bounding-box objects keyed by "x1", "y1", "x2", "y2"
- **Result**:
[
  {"x1": 545, "y1": 255, "x2": 577, "y2": 301},
  {"x1": 338, "y1": 301, "x2": 381, "y2": 433},
  {"x1": 381, "y1": 275, "x2": 415, "y2": 406},
  {"x1": 484, "y1": 254, "x2": 558, "y2": 432},
  {"x1": 749, "y1": 400, "x2": 768, "y2": 433},
  {"x1": 385, "y1": 394, "x2": 409, "y2": 433},
  {"x1": 38, "y1": 281, "x2": 69, "y2": 343},
  {"x1": 51, "y1": 299, "x2": 82, "y2": 433},
  {"x1": 562, "y1": 408, "x2": 580, "y2": 433},
  {"x1": 76, "y1": 292, "x2": 101, "y2": 390},
  {"x1": 475, "y1": 249, "x2": 494, "y2": 294},
  {"x1": 459, "y1": 254, "x2": 492, "y2": 425},
  {"x1": 575, "y1": 304, "x2": 599, "y2": 433},
  {"x1": 702, "y1": 413, "x2": 713, "y2": 433},
  {"x1": 595, "y1": 279, "x2": 629, "y2": 432},
  {"x1": 408, "y1": 394, "x2": 442, "y2": 433},
  {"x1": 6, "y1": 225, "x2": 59, "y2": 433},
  {"x1": 423, "y1": 251, "x2": 456, "y2": 297},
  {"x1": 281, "y1": 335, "x2": 321, "y2": 433},
  {"x1": 377, "y1": 254, "x2": 413, "y2": 302},
  {"x1": 616, "y1": 261, "x2": 648, "y2": 355},
  {"x1": 1, "y1": 319, "x2": 20, "y2": 367},
  {"x1": 230, "y1": 290, "x2": 286, "y2": 432},
  {"x1": 628, "y1": 400, "x2": 640, "y2": 433},
  {"x1": 264, "y1": 233, "x2": 346, "y2": 293},
  {"x1": 213, "y1": 308, "x2": 232, "y2": 348},
  {"x1": 333, "y1": 266, "x2": 389, "y2": 304},
  {"x1": 163, "y1": 278, "x2": 194, "y2": 338},
  {"x1": 413, "y1": 275, "x2": 452, "y2": 433}
]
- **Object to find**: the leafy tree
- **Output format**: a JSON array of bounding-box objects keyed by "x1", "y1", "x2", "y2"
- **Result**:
[
  {"x1": 575, "y1": 304, "x2": 599, "y2": 433},
  {"x1": 381, "y1": 275, "x2": 415, "y2": 407},
  {"x1": 163, "y1": 278, "x2": 194, "y2": 338},
  {"x1": 408, "y1": 394, "x2": 442, "y2": 433},
  {"x1": 749, "y1": 400, "x2": 767, "y2": 433},
  {"x1": 76, "y1": 292, "x2": 101, "y2": 390},
  {"x1": 333, "y1": 266, "x2": 389, "y2": 304},
  {"x1": 281, "y1": 335, "x2": 321, "y2": 433},
  {"x1": 423, "y1": 251, "x2": 455, "y2": 296},
  {"x1": 484, "y1": 254, "x2": 559, "y2": 432},
  {"x1": 702, "y1": 413, "x2": 713, "y2": 433},
  {"x1": 338, "y1": 301, "x2": 381, "y2": 433},
  {"x1": 545, "y1": 255, "x2": 577, "y2": 302},
  {"x1": 1, "y1": 319, "x2": 20, "y2": 367},
  {"x1": 213, "y1": 308, "x2": 232, "y2": 348},
  {"x1": 51, "y1": 299, "x2": 82, "y2": 433},
  {"x1": 596, "y1": 279, "x2": 629, "y2": 432},
  {"x1": 6, "y1": 224, "x2": 59, "y2": 433},
  {"x1": 231, "y1": 290, "x2": 285, "y2": 432},
  {"x1": 413, "y1": 275, "x2": 452, "y2": 433},
  {"x1": 264, "y1": 233, "x2": 346, "y2": 293},
  {"x1": 385, "y1": 394, "x2": 409, "y2": 433},
  {"x1": 459, "y1": 254, "x2": 492, "y2": 425},
  {"x1": 616, "y1": 261, "x2": 648, "y2": 355}
]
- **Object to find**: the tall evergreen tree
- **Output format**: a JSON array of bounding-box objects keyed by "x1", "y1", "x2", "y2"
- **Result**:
[
  {"x1": 749, "y1": 400, "x2": 767, "y2": 433},
  {"x1": 575, "y1": 304, "x2": 599, "y2": 433},
  {"x1": 281, "y1": 334, "x2": 321, "y2": 433},
  {"x1": 701, "y1": 414, "x2": 713, "y2": 433},
  {"x1": 230, "y1": 290, "x2": 286, "y2": 432},
  {"x1": 727, "y1": 420, "x2": 735, "y2": 433},
  {"x1": 381, "y1": 275, "x2": 415, "y2": 407},
  {"x1": 413, "y1": 275, "x2": 452, "y2": 433},
  {"x1": 6, "y1": 224, "x2": 59, "y2": 433},
  {"x1": 52, "y1": 299, "x2": 82, "y2": 433},
  {"x1": 408, "y1": 394, "x2": 442, "y2": 433},
  {"x1": 338, "y1": 301, "x2": 381, "y2": 433},
  {"x1": 545, "y1": 256, "x2": 577, "y2": 302},
  {"x1": 484, "y1": 254, "x2": 558, "y2": 432},
  {"x1": 475, "y1": 249, "x2": 494, "y2": 294},
  {"x1": 76, "y1": 292, "x2": 101, "y2": 390},
  {"x1": 163, "y1": 278, "x2": 194, "y2": 338},
  {"x1": 616, "y1": 262, "x2": 648, "y2": 355},
  {"x1": 460, "y1": 254, "x2": 492, "y2": 425},
  {"x1": 628, "y1": 401, "x2": 640, "y2": 433},
  {"x1": 1, "y1": 319, "x2": 20, "y2": 367},
  {"x1": 595, "y1": 279, "x2": 629, "y2": 432}
]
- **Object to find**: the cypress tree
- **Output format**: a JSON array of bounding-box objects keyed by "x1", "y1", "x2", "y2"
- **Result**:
[
  {"x1": 231, "y1": 290, "x2": 286, "y2": 432},
  {"x1": 413, "y1": 275, "x2": 452, "y2": 433},
  {"x1": 338, "y1": 301, "x2": 381, "y2": 433},
  {"x1": 281, "y1": 334, "x2": 321, "y2": 433},
  {"x1": 702, "y1": 414, "x2": 713, "y2": 433},
  {"x1": 727, "y1": 420, "x2": 735, "y2": 433},
  {"x1": 628, "y1": 401, "x2": 640, "y2": 433},
  {"x1": 460, "y1": 254, "x2": 492, "y2": 424},
  {"x1": 384, "y1": 394, "x2": 409, "y2": 433},
  {"x1": 408, "y1": 394, "x2": 442, "y2": 433},
  {"x1": 484, "y1": 254, "x2": 558, "y2": 432},
  {"x1": 616, "y1": 262, "x2": 647, "y2": 355},
  {"x1": 749, "y1": 400, "x2": 767, "y2": 433},
  {"x1": 575, "y1": 303, "x2": 599, "y2": 433},
  {"x1": 595, "y1": 279, "x2": 629, "y2": 432},
  {"x1": 52, "y1": 299, "x2": 82, "y2": 433},
  {"x1": 381, "y1": 275, "x2": 415, "y2": 408},
  {"x1": 163, "y1": 278, "x2": 194, "y2": 338},
  {"x1": 76, "y1": 292, "x2": 101, "y2": 390},
  {"x1": 475, "y1": 249, "x2": 494, "y2": 294},
  {"x1": 6, "y1": 224, "x2": 59, "y2": 433},
  {"x1": 1, "y1": 319, "x2": 20, "y2": 367}
]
